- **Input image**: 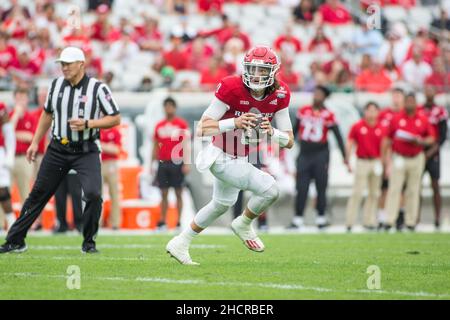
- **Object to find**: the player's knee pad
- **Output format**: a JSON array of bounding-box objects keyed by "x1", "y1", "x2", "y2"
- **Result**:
[
  {"x1": 0, "y1": 188, "x2": 11, "y2": 202},
  {"x1": 194, "y1": 199, "x2": 230, "y2": 229},
  {"x1": 248, "y1": 183, "x2": 279, "y2": 215}
]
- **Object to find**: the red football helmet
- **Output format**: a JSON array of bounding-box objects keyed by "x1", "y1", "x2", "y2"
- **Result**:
[{"x1": 242, "y1": 46, "x2": 280, "y2": 90}]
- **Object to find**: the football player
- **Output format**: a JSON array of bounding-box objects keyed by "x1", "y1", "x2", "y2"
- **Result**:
[
  {"x1": 418, "y1": 85, "x2": 448, "y2": 229},
  {"x1": 0, "y1": 102, "x2": 16, "y2": 232},
  {"x1": 166, "y1": 46, "x2": 294, "y2": 265},
  {"x1": 288, "y1": 85, "x2": 346, "y2": 230}
]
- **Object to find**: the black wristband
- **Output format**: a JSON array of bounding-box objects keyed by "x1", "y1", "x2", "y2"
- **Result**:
[{"x1": 85, "y1": 119, "x2": 89, "y2": 129}]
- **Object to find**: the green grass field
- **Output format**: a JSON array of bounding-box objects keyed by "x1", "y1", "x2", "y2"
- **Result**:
[{"x1": 0, "y1": 233, "x2": 449, "y2": 299}]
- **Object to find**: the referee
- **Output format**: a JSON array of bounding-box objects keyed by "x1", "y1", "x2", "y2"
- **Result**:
[{"x1": 0, "y1": 47, "x2": 120, "y2": 254}]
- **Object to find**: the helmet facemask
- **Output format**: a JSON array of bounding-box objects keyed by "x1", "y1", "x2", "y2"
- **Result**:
[{"x1": 242, "y1": 62, "x2": 279, "y2": 91}]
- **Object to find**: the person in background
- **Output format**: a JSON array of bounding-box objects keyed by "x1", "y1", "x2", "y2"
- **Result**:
[
  {"x1": 100, "y1": 126, "x2": 122, "y2": 230},
  {"x1": 383, "y1": 93, "x2": 436, "y2": 232},
  {"x1": 378, "y1": 87, "x2": 405, "y2": 229},
  {"x1": 345, "y1": 102, "x2": 384, "y2": 232},
  {"x1": 418, "y1": 85, "x2": 448, "y2": 229},
  {"x1": 151, "y1": 97, "x2": 191, "y2": 231},
  {"x1": 0, "y1": 102, "x2": 16, "y2": 231},
  {"x1": 292, "y1": 0, "x2": 316, "y2": 24},
  {"x1": 316, "y1": 0, "x2": 352, "y2": 25},
  {"x1": 401, "y1": 49, "x2": 432, "y2": 91},
  {"x1": 9, "y1": 88, "x2": 34, "y2": 207},
  {"x1": 54, "y1": 171, "x2": 83, "y2": 233},
  {"x1": 289, "y1": 85, "x2": 347, "y2": 229}
]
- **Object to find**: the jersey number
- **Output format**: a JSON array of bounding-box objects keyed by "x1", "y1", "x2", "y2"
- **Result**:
[{"x1": 301, "y1": 120, "x2": 324, "y2": 142}]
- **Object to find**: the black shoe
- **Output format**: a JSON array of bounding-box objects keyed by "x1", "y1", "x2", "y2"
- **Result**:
[
  {"x1": 157, "y1": 221, "x2": 167, "y2": 231},
  {"x1": 346, "y1": 226, "x2": 352, "y2": 233},
  {"x1": 406, "y1": 226, "x2": 415, "y2": 232},
  {"x1": 363, "y1": 225, "x2": 376, "y2": 231},
  {"x1": 317, "y1": 222, "x2": 330, "y2": 229},
  {"x1": 53, "y1": 226, "x2": 68, "y2": 234},
  {"x1": 384, "y1": 224, "x2": 392, "y2": 231},
  {"x1": 396, "y1": 209, "x2": 405, "y2": 231},
  {"x1": 434, "y1": 221, "x2": 440, "y2": 230},
  {"x1": 33, "y1": 224, "x2": 43, "y2": 231},
  {"x1": 81, "y1": 245, "x2": 99, "y2": 254},
  {"x1": 377, "y1": 222, "x2": 384, "y2": 231},
  {"x1": 0, "y1": 242, "x2": 27, "y2": 254},
  {"x1": 286, "y1": 222, "x2": 301, "y2": 230}
]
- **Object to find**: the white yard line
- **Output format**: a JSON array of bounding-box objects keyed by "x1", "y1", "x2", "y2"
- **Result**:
[
  {"x1": 26, "y1": 244, "x2": 225, "y2": 250},
  {"x1": 1, "y1": 272, "x2": 449, "y2": 299}
]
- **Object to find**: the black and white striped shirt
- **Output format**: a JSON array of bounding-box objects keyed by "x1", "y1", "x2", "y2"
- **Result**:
[{"x1": 44, "y1": 74, "x2": 119, "y2": 142}]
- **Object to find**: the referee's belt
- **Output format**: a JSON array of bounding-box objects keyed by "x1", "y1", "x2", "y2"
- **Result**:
[{"x1": 52, "y1": 136, "x2": 96, "y2": 148}]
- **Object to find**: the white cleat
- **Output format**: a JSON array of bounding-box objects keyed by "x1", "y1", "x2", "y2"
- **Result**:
[
  {"x1": 231, "y1": 217, "x2": 265, "y2": 252},
  {"x1": 166, "y1": 236, "x2": 200, "y2": 266}
]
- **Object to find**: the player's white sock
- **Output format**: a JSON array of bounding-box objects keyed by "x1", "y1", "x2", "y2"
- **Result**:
[
  {"x1": 179, "y1": 227, "x2": 198, "y2": 245},
  {"x1": 5, "y1": 213, "x2": 16, "y2": 231},
  {"x1": 316, "y1": 216, "x2": 327, "y2": 225},
  {"x1": 378, "y1": 210, "x2": 386, "y2": 224},
  {"x1": 238, "y1": 214, "x2": 253, "y2": 226},
  {"x1": 293, "y1": 216, "x2": 304, "y2": 227}
]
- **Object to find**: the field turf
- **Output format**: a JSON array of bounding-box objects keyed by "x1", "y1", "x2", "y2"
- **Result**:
[{"x1": 0, "y1": 233, "x2": 449, "y2": 299}]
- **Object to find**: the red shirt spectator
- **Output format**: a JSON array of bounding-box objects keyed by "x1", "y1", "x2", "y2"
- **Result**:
[
  {"x1": 0, "y1": 42, "x2": 16, "y2": 71},
  {"x1": 163, "y1": 49, "x2": 188, "y2": 71},
  {"x1": 274, "y1": 35, "x2": 302, "y2": 54},
  {"x1": 360, "y1": 0, "x2": 416, "y2": 10},
  {"x1": 1, "y1": 17, "x2": 29, "y2": 39},
  {"x1": 90, "y1": 22, "x2": 121, "y2": 43},
  {"x1": 100, "y1": 127, "x2": 122, "y2": 161},
  {"x1": 405, "y1": 35, "x2": 440, "y2": 65},
  {"x1": 322, "y1": 57, "x2": 350, "y2": 75},
  {"x1": 154, "y1": 117, "x2": 189, "y2": 161},
  {"x1": 10, "y1": 109, "x2": 35, "y2": 155},
  {"x1": 132, "y1": 19, "x2": 163, "y2": 51},
  {"x1": 63, "y1": 28, "x2": 91, "y2": 48},
  {"x1": 425, "y1": 73, "x2": 450, "y2": 94},
  {"x1": 425, "y1": 58, "x2": 450, "y2": 94},
  {"x1": 198, "y1": 0, "x2": 224, "y2": 14},
  {"x1": 90, "y1": 4, "x2": 121, "y2": 43},
  {"x1": 200, "y1": 58, "x2": 229, "y2": 88},
  {"x1": 348, "y1": 119, "x2": 384, "y2": 158},
  {"x1": 388, "y1": 110, "x2": 436, "y2": 157},
  {"x1": 277, "y1": 66, "x2": 301, "y2": 89},
  {"x1": 308, "y1": 28, "x2": 334, "y2": 53},
  {"x1": 318, "y1": 0, "x2": 352, "y2": 25},
  {"x1": 8, "y1": 56, "x2": 40, "y2": 77},
  {"x1": 355, "y1": 64, "x2": 392, "y2": 93},
  {"x1": 183, "y1": 39, "x2": 215, "y2": 71}
]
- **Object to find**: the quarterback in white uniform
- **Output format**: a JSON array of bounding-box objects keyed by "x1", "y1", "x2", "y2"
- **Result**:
[{"x1": 166, "y1": 46, "x2": 294, "y2": 265}]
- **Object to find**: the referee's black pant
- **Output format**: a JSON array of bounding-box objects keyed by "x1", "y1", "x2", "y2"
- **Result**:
[
  {"x1": 295, "y1": 148, "x2": 329, "y2": 217},
  {"x1": 6, "y1": 139, "x2": 103, "y2": 248}
]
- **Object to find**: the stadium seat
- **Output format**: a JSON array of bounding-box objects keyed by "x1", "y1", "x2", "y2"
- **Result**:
[
  {"x1": 267, "y1": 5, "x2": 291, "y2": 21},
  {"x1": 172, "y1": 71, "x2": 201, "y2": 90},
  {"x1": 383, "y1": 6, "x2": 408, "y2": 22},
  {"x1": 241, "y1": 4, "x2": 266, "y2": 21}
]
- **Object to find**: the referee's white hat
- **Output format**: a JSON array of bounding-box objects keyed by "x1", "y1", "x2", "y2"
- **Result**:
[{"x1": 55, "y1": 47, "x2": 85, "y2": 63}]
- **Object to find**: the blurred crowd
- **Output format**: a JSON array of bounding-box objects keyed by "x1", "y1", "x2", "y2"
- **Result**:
[{"x1": 0, "y1": 0, "x2": 449, "y2": 93}]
